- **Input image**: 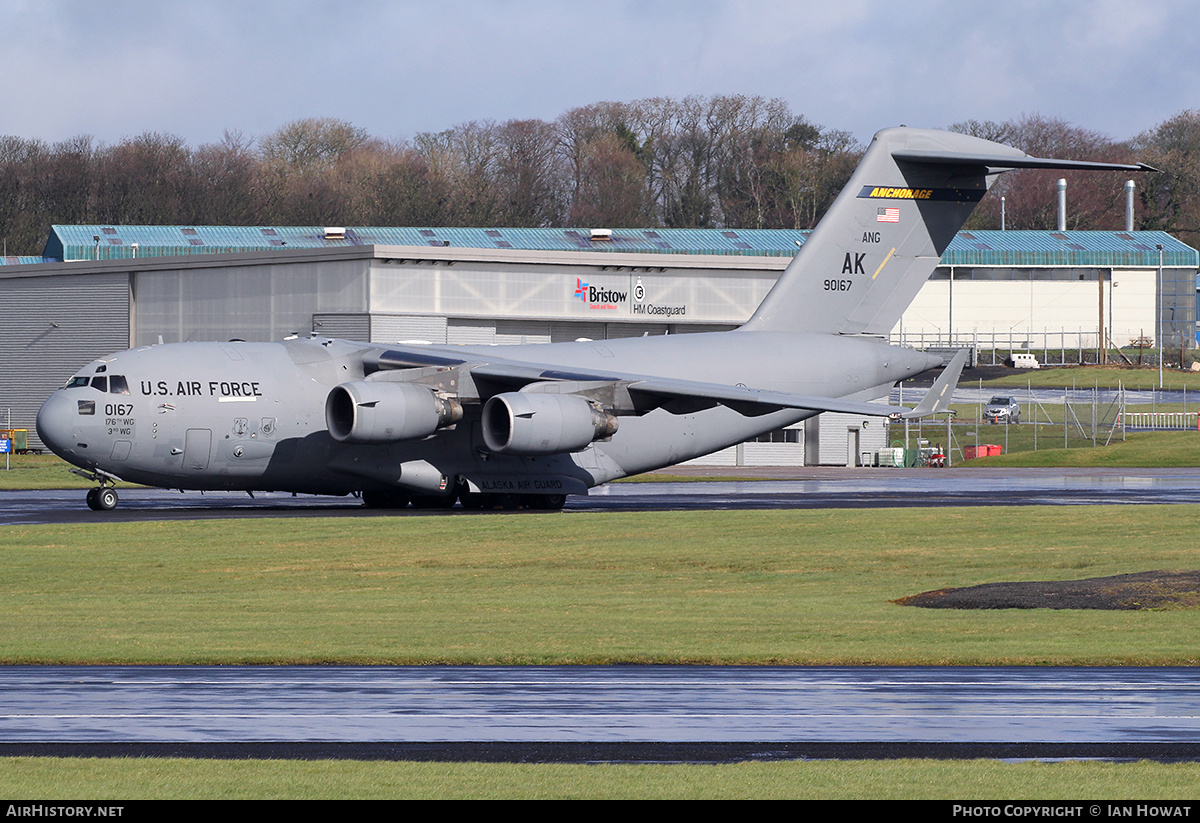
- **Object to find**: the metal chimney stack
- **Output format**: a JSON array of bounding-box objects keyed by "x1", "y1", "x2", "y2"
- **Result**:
[
  {"x1": 1125, "y1": 180, "x2": 1135, "y2": 231},
  {"x1": 1056, "y1": 179, "x2": 1067, "y2": 231}
]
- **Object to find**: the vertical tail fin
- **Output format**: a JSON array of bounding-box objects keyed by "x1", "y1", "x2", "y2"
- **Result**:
[{"x1": 740, "y1": 127, "x2": 1149, "y2": 336}]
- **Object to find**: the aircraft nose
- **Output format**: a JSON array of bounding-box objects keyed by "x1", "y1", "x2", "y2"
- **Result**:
[{"x1": 36, "y1": 390, "x2": 79, "y2": 460}]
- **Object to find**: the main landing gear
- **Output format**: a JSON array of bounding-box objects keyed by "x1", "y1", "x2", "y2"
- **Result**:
[
  {"x1": 361, "y1": 484, "x2": 567, "y2": 512},
  {"x1": 459, "y1": 492, "x2": 567, "y2": 511},
  {"x1": 70, "y1": 468, "x2": 122, "y2": 511}
]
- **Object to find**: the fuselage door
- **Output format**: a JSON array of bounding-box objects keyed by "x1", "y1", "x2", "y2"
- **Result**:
[{"x1": 183, "y1": 428, "x2": 212, "y2": 471}]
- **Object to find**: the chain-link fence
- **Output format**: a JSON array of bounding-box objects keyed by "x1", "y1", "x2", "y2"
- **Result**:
[
  {"x1": 892, "y1": 329, "x2": 1195, "y2": 368},
  {"x1": 888, "y1": 382, "x2": 1200, "y2": 463}
]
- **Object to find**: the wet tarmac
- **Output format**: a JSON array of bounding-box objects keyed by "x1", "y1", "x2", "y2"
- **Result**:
[
  {"x1": 3, "y1": 665, "x2": 1200, "y2": 762},
  {"x1": 5, "y1": 468, "x2": 1200, "y2": 525}
]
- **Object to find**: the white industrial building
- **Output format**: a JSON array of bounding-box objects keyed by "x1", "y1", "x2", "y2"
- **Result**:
[
  {"x1": 896, "y1": 230, "x2": 1197, "y2": 357},
  {"x1": 2, "y1": 225, "x2": 1195, "y2": 465}
]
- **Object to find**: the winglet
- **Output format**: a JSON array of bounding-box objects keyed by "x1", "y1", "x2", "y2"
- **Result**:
[{"x1": 900, "y1": 348, "x2": 969, "y2": 419}]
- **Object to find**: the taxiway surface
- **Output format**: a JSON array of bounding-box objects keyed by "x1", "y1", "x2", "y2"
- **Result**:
[
  {"x1": 6, "y1": 467, "x2": 1200, "y2": 525},
  {"x1": 3, "y1": 665, "x2": 1200, "y2": 762}
]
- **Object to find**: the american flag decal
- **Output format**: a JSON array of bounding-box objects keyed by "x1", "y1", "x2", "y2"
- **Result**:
[{"x1": 877, "y1": 207, "x2": 900, "y2": 223}]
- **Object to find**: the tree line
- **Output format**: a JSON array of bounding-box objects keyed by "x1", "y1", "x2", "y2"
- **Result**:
[{"x1": 3, "y1": 96, "x2": 1200, "y2": 257}]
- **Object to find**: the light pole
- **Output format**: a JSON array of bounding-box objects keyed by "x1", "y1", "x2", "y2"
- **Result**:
[{"x1": 1157, "y1": 244, "x2": 1164, "y2": 389}]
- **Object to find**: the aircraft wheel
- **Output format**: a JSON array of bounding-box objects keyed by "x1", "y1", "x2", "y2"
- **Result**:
[
  {"x1": 95, "y1": 487, "x2": 119, "y2": 511},
  {"x1": 527, "y1": 494, "x2": 567, "y2": 511},
  {"x1": 410, "y1": 493, "x2": 456, "y2": 509},
  {"x1": 491, "y1": 493, "x2": 521, "y2": 510},
  {"x1": 362, "y1": 490, "x2": 410, "y2": 509},
  {"x1": 85, "y1": 488, "x2": 100, "y2": 511}
]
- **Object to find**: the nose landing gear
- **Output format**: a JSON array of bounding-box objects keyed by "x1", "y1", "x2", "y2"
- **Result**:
[
  {"x1": 70, "y1": 468, "x2": 123, "y2": 511},
  {"x1": 85, "y1": 486, "x2": 119, "y2": 511}
]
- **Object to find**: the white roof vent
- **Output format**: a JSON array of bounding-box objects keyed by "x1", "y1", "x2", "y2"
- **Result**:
[
  {"x1": 589, "y1": 228, "x2": 613, "y2": 241},
  {"x1": 324, "y1": 227, "x2": 346, "y2": 240}
]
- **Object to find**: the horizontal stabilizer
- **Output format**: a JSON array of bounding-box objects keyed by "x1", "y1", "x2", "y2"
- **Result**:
[
  {"x1": 892, "y1": 150, "x2": 1157, "y2": 173},
  {"x1": 900, "y1": 348, "x2": 969, "y2": 419}
]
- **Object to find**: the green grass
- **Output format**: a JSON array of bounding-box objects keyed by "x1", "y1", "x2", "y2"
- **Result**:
[
  {"x1": 898, "y1": 392, "x2": 1200, "y2": 463},
  {"x1": 0, "y1": 453, "x2": 96, "y2": 489},
  {"x1": 955, "y1": 430, "x2": 1200, "y2": 467},
  {"x1": 7, "y1": 507, "x2": 1200, "y2": 798},
  {"x1": 2, "y1": 757, "x2": 1197, "y2": 799},
  {"x1": 982, "y1": 364, "x2": 1200, "y2": 390},
  {"x1": 5, "y1": 507, "x2": 1200, "y2": 665},
  {"x1": 950, "y1": 401, "x2": 1180, "y2": 427}
]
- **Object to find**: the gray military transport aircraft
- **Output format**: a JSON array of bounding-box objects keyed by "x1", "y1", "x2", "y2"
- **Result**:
[{"x1": 37, "y1": 127, "x2": 1148, "y2": 511}]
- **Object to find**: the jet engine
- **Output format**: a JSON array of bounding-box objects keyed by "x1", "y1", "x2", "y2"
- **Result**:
[
  {"x1": 326, "y1": 381, "x2": 462, "y2": 444},
  {"x1": 481, "y1": 392, "x2": 618, "y2": 455}
]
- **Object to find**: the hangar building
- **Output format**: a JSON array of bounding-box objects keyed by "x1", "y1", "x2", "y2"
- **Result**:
[{"x1": 3, "y1": 225, "x2": 1196, "y2": 465}]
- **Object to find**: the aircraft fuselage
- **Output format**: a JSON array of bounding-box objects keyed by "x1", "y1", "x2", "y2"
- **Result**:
[
  {"x1": 36, "y1": 331, "x2": 934, "y2": 504},
  {"x1": 40, "y1": 126, "x2": 1138, "y2": 511}
]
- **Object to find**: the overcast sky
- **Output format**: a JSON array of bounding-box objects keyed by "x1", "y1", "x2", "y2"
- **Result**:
[{"x1": 1, "y1": 0, "x2": 1196, "y2": 149}]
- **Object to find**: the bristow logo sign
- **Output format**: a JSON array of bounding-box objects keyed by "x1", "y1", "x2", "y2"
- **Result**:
[{"x1": 573, "y1": 278, "x2": 627, "y2": 309}]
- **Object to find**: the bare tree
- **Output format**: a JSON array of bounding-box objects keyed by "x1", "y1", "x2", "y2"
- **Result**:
[
  {"x1": 495, "y1": 118, "x2": 564, "y2": 227},
  {"x1": 1132, "y1": 110, "x2": 1200, "y2": 245},
  {"x1": 259, "y1": 117, "x2": 370, "y2": 173},
  {"x1": 0, "y1": 136, "x2": 56, "y2": 254},
  {"x1": 964, "y1": 114, "x2": 1133, "y2": 231},
  {"x1": 6, "y1": 102, "x2": 1198, "y2": 256},
  {"x1": 567, "y1": 133, "x2": 652, "y2": 227},
  {"x1": 191, "y1": 130, "x2": 261, "y2": 225},
  {"x1": 365, "y1": 145, "x2": 453, "y2": 226},
  {"x1": 413, "y1": 121, "x2": 506, "y2": 225},
  {"x1": 716, "y1": 98, "x2": 805, "y2": 228},
  {"x1": 756, "y1": 126, "x2": 860, "y2": 229}
]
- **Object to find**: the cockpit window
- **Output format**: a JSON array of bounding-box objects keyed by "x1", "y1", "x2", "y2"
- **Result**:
[
  {"x1": 66, "y1": 376, "x2": 90, "y2": 389},
  {"x1": 90, "y1": 376, "x2": 108, "y2": 393},
  {"x1": 109, "y1": 375, "x2": 130, "y2": 395}
]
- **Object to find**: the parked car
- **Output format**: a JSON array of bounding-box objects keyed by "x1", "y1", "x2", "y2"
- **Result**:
[{"x1": 984, "y1": 396, "x2": 1021, "y2": 424}]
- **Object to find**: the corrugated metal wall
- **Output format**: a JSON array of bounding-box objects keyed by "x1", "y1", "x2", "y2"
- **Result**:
[
  {"x1": 0, "y1": 272, "x2": 131, "y2": 449},
  {"x1": 135, "y1": 261, "x2": 367, "y2": 346},
  {"x1": 815, "y1": 414, "x2": 888, "y2": 466},
  {"x1": 371, "y1": 315, "x2": 448, "y2": 344},
  {"x1": 311, "y1": 313, "x2": 453, "y2": 344}
]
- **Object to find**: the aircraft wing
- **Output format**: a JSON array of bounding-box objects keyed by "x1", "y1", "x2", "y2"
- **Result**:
[
  {"x1": 499, "y1": 367, "x2": 909, "y2": 419},
  {"x1": 365, "y1": 344, "x2": 964, "y2": 421}
]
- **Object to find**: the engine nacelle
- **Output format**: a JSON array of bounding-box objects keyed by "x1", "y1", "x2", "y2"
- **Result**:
[
  {"x1": 481, "y1": 392, "x2": 618, "y2": 455},
  {"x1": 326, "y1": 381, "x2": 461, "y2": 444}
]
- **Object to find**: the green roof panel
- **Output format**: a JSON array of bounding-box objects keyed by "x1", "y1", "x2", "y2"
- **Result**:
[{"x1": 41, "y1": 225, "x2": 1200, "y2": 269}]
